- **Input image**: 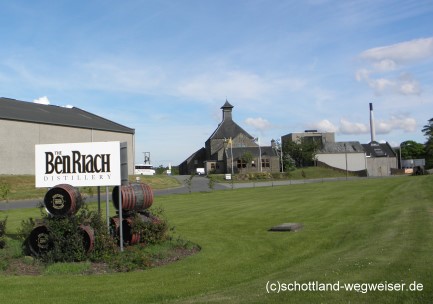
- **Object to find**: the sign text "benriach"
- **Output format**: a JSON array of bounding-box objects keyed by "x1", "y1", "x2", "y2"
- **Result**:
[{"x1": 45, "y1": 151, "x2": 111, "y2": 174}]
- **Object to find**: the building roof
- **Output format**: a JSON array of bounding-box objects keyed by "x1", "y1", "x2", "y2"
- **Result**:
[
  {"x1": 0, "y1": 97, "x2": 134, "y2": 134},
  {"x1": 209, "y1": 119, "x2": 254, "y2": 141},
  {"x1": 319, "y1": 141, "x2": 365, "y2": 153},
  {"x1": 221, "y1": 100, "x2": 234, "y2": 109},
  {"x1": 227, "y1": 146, "x2": 278, "y2": 159},
  {"x1": 362, "y1": 141, "x2": 396, "y2": 158},
  {"x1": 207, "y1": 101, "x2": 254, "y2": 141}
]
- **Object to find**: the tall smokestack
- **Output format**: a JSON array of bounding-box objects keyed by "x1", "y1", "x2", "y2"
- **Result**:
[{"x1": 369, "y1": 102, "x2": 376, "y2": 142}]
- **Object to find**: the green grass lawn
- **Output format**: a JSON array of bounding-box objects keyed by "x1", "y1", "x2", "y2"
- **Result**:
[
  {"x1": 0, "y1": 175, "x2": 432, "y2": 303},
  {"x1": 0, "y1": 174, "x2": 181, "y2": 201}
]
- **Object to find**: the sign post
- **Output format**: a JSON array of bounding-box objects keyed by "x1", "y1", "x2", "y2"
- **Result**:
[
  {"x1": 118, "y1": 142, "x2": 129, "y2": 252},
  {"x1": 35, "y1": 141, "x2": 121, "y2": 188},
  {"x1": 35, "y1": 141, "x2": 126, "y2": 251}
]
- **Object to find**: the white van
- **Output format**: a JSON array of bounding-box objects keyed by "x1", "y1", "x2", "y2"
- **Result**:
[{"x1": 134, "y1": 164, "x2": 156, "y2": 175}]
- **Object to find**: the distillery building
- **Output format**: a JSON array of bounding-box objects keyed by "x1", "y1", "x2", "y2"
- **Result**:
[{"x1": 0, "y1": 97, "x2": 135, "y2": 175}]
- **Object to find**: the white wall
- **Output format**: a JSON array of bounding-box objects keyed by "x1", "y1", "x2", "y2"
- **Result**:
[
  {"x1": 0, "y1": 120, "x2": 135, "y2": 175},
  {"x1": 366, "y1": 157, "x2": 398, "y2": 176},
  {"x1": 317, "y1": 153, "x2": 366, "y2": 171}
]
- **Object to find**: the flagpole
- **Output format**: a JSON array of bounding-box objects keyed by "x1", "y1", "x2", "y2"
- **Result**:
[
  {"x1": 254, "y1": 137, "x2": 262, "y2": 172},
  {"x1": 230, "y1": 137, "x2": 234, "y2": 176},
  {"x1": 258, "y1": 137, "x2": 262, "y2": 172}
]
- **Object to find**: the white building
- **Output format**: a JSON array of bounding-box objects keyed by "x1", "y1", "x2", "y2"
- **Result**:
[
  {"x1": 0, "y1": 98, "x2": 135, "y2": 175},
  {"x1": 282, "y1": 130, "x2": 398, "y2": 177},
  {"x1": 316, "y1": 142, "x2": 367, "y2": 173}
]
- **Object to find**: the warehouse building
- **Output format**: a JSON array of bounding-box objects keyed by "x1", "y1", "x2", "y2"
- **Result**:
[
  {"x1": 316, "y1": 141, "x2": 367, "y2": 175},
  {"x1": 0, "y1": 97, "x2": 135, "y2": 175}
]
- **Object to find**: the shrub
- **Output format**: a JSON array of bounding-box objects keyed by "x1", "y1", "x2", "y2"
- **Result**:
[
  {"x1": 22, "y1": 207, "x2": 117, "y2": 263},
  {"x1": 0, "y1": 217, "x2": 7, "y2": 249},
  {"x1": 107, "y1": 244, "x2": 152, "y2": 272},
  {"x1": 130, "y1": 207, "x2": 170, "y2": 245},
  {"x1": 0, "y1": 182, "x2": 11, "y2": 202},
  {"x1": 208, "y1": 176, "x2": 216, "y2": 191}
]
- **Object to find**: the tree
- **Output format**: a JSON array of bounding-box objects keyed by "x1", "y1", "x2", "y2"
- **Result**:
[
  {"x1": 155, "y1": 165, "x2": 166, "y2": 175},
  {"x1": 241, "y1": 151, "x2": 253, "y2": 168},
  {"x1": 283, "y1": 138, "x2": 320, "y2": 168},
  {"x1": 422, "y1": 118, "x2": 433, "y2": 169},
  {"x1": 400, "y1": 140, "x2": 425, "y2": 159}
]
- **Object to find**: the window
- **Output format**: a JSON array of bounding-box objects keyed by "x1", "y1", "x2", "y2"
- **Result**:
[
  {"x1": 237, "y1": 159, "x2": 247, "y2": 168},
  {"x1": 261, "y1": 158, "x2": 270, "y2": 168},
  {"x1": 251, "y1": 160, "x2": 256, "y2": 168}
]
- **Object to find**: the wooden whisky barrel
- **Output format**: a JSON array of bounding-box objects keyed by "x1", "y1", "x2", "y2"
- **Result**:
[
  {"x1": 112, "y1": 183, "x2": 153, "y2": 211},
  {"x1": 44, "y1": 184, "x2": 82, "y2": 217},
  {"x1": 27, "y1": 224, "x2": 52, "y2": 256}
]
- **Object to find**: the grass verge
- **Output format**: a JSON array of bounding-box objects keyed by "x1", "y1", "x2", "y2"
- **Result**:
[{"x1": 0, "y1": 174, "x2": 181, "y2": 201}]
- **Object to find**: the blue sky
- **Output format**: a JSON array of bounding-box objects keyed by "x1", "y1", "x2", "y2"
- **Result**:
[{"x1": 1, "y1": 0, "x2": 433, "y2": 166}]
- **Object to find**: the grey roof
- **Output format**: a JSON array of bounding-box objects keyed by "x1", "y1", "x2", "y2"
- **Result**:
[
  {"x1": 227, "y1": 146, "x2": 278, "y2": 159},
  {"x1": 208, "y1": 118, "x2": 254, "y2": 141},
  {"x1": 0, "y1": 97, "x2": 134, "y2": 134},
  {"x1": 362, "y1": 141, "x2": 396, "y2": 158},
  {"x1": 207, "y1": 101, "x2": 254, "y2": 141},
  {"x1": 319, "y1": 141, "x2": 365, "y2": 153},
  {"x1": 221, "y1": 100, "x2": 234, "y2": 109},
  {"x1": 182, "y1": 147, "x2": 206, "y2": 164}
]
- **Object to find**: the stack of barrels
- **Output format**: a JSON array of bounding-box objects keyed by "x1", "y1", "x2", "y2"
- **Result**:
[
  {"x1": 26, "y1": 184, "x2": 94, "y2": 256},
  {"x1": 110, "y1": 183, "x2": 156, "y2": 246},
  {"x1": 26, "y1": 182, "x2": 156, "y2": 256}
]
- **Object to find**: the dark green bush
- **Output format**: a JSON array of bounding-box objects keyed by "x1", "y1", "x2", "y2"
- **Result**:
[
  {"x1": 130, "y1": 207, "x2": 169, "y2": 245},
  {"x1": 22, "y1": 207, "x2": 117, "y2": 263},
  {"x1": 0, "y1": 217, "x2": 7, "y2": 249}
]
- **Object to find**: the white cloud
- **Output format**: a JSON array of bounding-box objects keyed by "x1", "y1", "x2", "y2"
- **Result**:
[
  {"x1": 360, "y1": 73, "x2": 421, "y2": 96},
  {"x1": 369, "y1": 77, "x2": 395, "y2": 93},
  {"x1": 373, "y1": 59, "x2": 397, "y2": 72},
  {"x1": 244, "y1": 117, "x2": 272, "y2": 131},
  {"x1": 33, "y1": 96, "x2": 50, "y2": 105},
  {"x1": 79, "y1": 60, "x2": 166, "y2": 93},
  {"x1": 176, "y1": 70, "x2": 305, "y2": 103},
  {"x1": 355, "y1": 68, "x2": 370, "y2": 82},
  {"x1": 356, "y1": 70, "x2": 421, "y2": 96},
  {"x1": 380, "y1": 115, "x2": 417, "y2": 133},
  {"x1": 360, "y1": 37, "x2": 433, "y2": 63},
  {"x1": 177, "y1": 71, "x2": 268, "y2": 101},
  {"x1": 356, "y1": 37, "x2": 433, "y2": 96},
  {"x1": 339, "y1": 119, "x2": 369, "y2": 134},
  {"x1": 310, "y1": 119, "x2": 338, "y2": 132},
  {"x1": 397, "y1": 73, "x2": 421, "y2": 95},
  {"x1": 336, "y1": 114, "x2": 417, "y2": 135}
]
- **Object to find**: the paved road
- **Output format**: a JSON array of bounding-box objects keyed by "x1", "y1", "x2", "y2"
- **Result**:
[
  {"x1": 0, "y1": 175, "x2": 396, "y2": 211},
  {"x1": 0, "y1": 175, "x2": 229, "y2": 210}
]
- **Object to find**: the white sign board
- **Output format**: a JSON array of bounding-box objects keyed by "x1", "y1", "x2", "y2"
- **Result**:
[{"x1": 35, "y1": 142, "x2": 121, "y2": 188}]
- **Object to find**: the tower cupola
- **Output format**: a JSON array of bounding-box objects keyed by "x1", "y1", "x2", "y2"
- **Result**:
[{"x1": 221, "y1": 100, "x2": 234, "y2": 121}]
